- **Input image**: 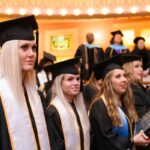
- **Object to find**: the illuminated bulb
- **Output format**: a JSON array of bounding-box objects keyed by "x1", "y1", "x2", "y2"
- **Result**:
[
  {"x1": 60, "y1": 9, "x2": 67, "y2": 16},
  {"x1": 87, "y1": 8, "x2": 95, "y2": 16},
  {"x1": 73, "y1": 9, "x2": 81, "y2": 16},
  {"x1": 130, "y1": 6, "x2": 138, "y2": 14},
  {"x1": 5, "y1": 8, "x2": 13, "y2": 15},
  {"x1": 46, "y1": 9, "x2": 53, "y2": 16},
  {"x1": 101, "y1": 8, "x2": 109, "y2": 15},
  {"x1": 115, "y1": 7, "x2": 123, "y2": 14},
  {"x1": 146, "y1": 5, "x2": 150, "y2": 12},
  {"x1": 32, "y1": 8, "x2": 40, "y2": 16},
  {"x1": 19, "y1": 8, "x2": 26, "y2": 15}
]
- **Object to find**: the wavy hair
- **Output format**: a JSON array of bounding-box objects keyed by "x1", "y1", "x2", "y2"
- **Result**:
[{"x1": 91, "y1": 70, "x2": 138, "y2": 127}]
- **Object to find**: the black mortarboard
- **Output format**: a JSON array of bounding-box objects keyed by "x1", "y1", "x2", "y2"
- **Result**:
[
  {"x1": 0, "y1": 15, "x2": 39, "y2": 68},
  {"x1": 44, "y1": 57, "x2": 81, "y2": 79},
  {"x1": 93, "y1": 54, "x2": 123, "y2": 80},
  {"x1": 134, "y1": 37, "x2": 145, "y2": 44},
  {"x1": 44, "y1": 51, "x2": 56, "y2": 62},
  {"x1": 111, "y1": 30, "x2": 124, "y2": 36},
  {"x1": 122, "y1": 54, "x2": 141, "y2": 64},
  {"x1": 0, "y1": 15, "x2": 38, "y2": 47}
]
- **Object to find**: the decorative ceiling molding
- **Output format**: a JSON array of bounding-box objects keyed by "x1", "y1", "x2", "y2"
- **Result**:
[{"x1": 0, "y1": 0, "x2": 150, "y2": 17}]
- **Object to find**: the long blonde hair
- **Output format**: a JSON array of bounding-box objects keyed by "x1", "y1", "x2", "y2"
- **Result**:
[
  {"x1": 49, "y1": 74, "x2": 90, "y2": 130},
  {"x1": 0, "y1": 40, "x2": 41, "y2": 106},
  {"x1": 91, "y1": 70, "x2": 138, "y2": 127}
]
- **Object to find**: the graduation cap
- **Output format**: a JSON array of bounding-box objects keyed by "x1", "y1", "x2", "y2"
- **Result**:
[
  {"x1": 111, "y1": 30, "x2": 124, "y2": 36},
  {"x1": 134, "y1": 37, "x2": 145, "y2": 44},
  {"x1": 0, "y1": 15, "x2": 39, "y2": 68},
  {"x1": 122, "y1": 54, "x2": 141, "y2": 64},
  {"x1": 93, "y1": 54, "x2": 123, "y2": 80},
  {"x1": 44, "y1": 57, "x2": 81, "y2": 79},
  {"x1": 44, "y1": 51, "x2": 56, "y2": 62}
]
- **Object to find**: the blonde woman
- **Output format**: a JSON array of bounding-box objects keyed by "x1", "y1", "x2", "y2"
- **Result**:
[
  {"x1": 90, "y1": 54, "x2": 150, "y2": 150},
  {"x1": 0, "y1": 16, "x2": 50, "y2": 150},
  {"x1": 45, "y1": 58, "x2": 90, "y2": 150}
]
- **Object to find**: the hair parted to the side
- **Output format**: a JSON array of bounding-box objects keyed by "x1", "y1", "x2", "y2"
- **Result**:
[
  {"x1": 90, "y1": 70, "x2": 138, "y2": 127},
  {"x1": 0, "y1": 40, "x2": 41, "y2": 106},
  {"x1": 49, "y1": 74, "x2": 90, "y2": 132}
]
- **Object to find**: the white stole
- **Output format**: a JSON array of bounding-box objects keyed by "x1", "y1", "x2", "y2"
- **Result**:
[
  {"x1": 51, "y1": 96, "x2": 90, "y2": 150},
  {"x1": 0, "y1": 79, "x2": 50, "y2": 150}
]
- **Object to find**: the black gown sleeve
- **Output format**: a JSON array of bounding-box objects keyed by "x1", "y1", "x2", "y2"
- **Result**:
[
  {"x1": 0, "y1": 99, "x2": 12, "y2": 150},
  {"x1": 46, "y1": 105, "x2": 65, "y2": 150},
  {"x1": 89, "y1": 100, "x2": 131, "y2": 150},
  {"x1": 97, "y1": 48, "x2": 104, "y2": 61},
  {"x1": 104, "y1": 47, "x2": 113, "y2": 59},
  {"x1": 131, "y1": 83, "x2": 150, "y2": 118},
  {"x1": 74, "y1": 45, "x2": 83, "y2": 58}
]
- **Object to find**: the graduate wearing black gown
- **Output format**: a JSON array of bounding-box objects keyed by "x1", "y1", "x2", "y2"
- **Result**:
[
  {"x1": 45, "y1": 58, "x2": 90, "y2": 150},
  {"x1": 122, "y1": 54, "x2": 150, "y2": 150},
  {"x1": 90, "y1": 54, "x2": 150, "y2": 150},
  {"x1": 0, "y1": 16, "x2": 50, "y2": 150},
  {"x1": 75, "y1": 32, "x2": 104, "y2": 81},
  {"x1": 105, "y1": 30, "x2": 129, "y2": 59}
]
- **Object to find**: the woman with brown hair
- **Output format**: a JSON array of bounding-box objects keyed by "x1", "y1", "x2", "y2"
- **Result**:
[{"x1": 89, "y1": 54, "x2": 150, "y2": 150}]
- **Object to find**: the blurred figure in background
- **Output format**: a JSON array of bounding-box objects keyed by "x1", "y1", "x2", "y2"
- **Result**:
[
  {"x1": 105, "y1": 30, "x2": 129, "y2": 59},
  {"x1": 75, "y1": 32, "x2": 104, "y2": 82}
]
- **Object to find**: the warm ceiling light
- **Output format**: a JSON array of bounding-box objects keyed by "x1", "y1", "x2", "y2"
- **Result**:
[
  {"x1": 46, "y1": 9, "x2": 53, "y2": 16},
  {"x1": 73, "y1": 9, "x2": 81, "y2": 16},
  {"x1": 32, "y1": 8, "x2": 40, "y2": 16},
  {"x1": 146, "y1": 5, "x2": 150, "y2": 12},
  {"x1": 60, "y1": 9, "x2": 67, "y2": 16},
  {"x1": 87, "y1": 8, "x2": 95, "y2": 16},
  {"x1": 5, "y1": 8, "x2": 13, "y2": 15},
  {"x1": 130, "y1": 6, "x2": 138, "y2": 14},
  {"x1": 115, "y1": 7, "x2": 124, "y2": 14},
  {"x1": 101, "y1": 8, "x2": 109, "y2": 15},
  {"x1": 19, "y1": 8, "x2": 26, "y2": 15}
]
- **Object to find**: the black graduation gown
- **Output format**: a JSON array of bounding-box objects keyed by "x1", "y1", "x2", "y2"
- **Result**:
[
  {"x1": 130, "y1": 83, "x2": 150, "y2": 150},
  {"x1": 46, "y1": 103, "x2": 84, "y2": 150},
  {"x1": 130, "y1": 82, "x2": 150, "y2": 118},
  {"x1": 0, "y1": 91, "x2": 40, "y2": 150},
  {"x1": 89, "y1": 99, "x2": 133, "y2": 150},
  {"x1": 75, "y1": 44, "x2": 104, "y2": 80},
  {"x1": 82, "y1": 84, "x2": 97, "y2": 110},
  {"x1": 105, "y1": 46, "x2": 129, "y2": 59}
]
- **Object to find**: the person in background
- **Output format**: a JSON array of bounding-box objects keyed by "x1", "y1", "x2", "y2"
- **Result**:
[
  {"x1": 132, "y1": 37, "x2": 150, "y2": 77},
  {"x1": 45, "y1": 58, "x2": 90, "y2": 150},
  {"x1": 37, "y1": 51, "x2": 56, "y2": 108},
  {"x1": 37, "y1": 51, "x2": 56, "y2": 89},
  {"x1": 105, "y1": 30, "x2": 129, "y2": 59},
  {"x1": 90, "y1": 54, "x2": 150, "y2": 150},
  {"x1": 122, "y1": 54, "x2": 150, "y2": 118},
  {"x1": 0, "y1": 15, "x2": 50, "y2": 150},
  {"x1": 75, "y1": 32, "x2": 104, "y2": 81},
  {"x1": 122, "y1": 54, "x2": 150, "y2": 150}
]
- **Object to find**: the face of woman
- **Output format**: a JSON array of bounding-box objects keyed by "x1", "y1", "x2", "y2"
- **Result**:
[
  {"x1": 137, "y1": 39, "x2": 145, "y2": 50},
  {"x1": 114, "y1": 34, "x2": 122, "y2": 44},
  {"x1": 111, "y1": 69, "x2": 128, "y2": 96},
  {"x1": 61, "y1": 74, "x2": 80, "y2": 100},
  {"x1": 132, "y1": 60, "x2": 143, "y2": 81},
  {"x1": 18, "y1": 40, "x2": 37, "y2": 72}
]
